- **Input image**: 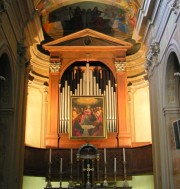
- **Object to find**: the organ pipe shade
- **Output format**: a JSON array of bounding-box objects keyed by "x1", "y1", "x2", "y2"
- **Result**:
[{"x1": 59, "y1": 61, "x2": 117, "y2": 133}]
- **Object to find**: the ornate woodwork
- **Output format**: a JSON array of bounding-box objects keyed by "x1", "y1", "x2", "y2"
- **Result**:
[
  {"x1": 24, "y1": 144, "x2": 153, "y2": 180},
  {"x1": 43, "y1": 28, "x2": 133, "y2": 148}
]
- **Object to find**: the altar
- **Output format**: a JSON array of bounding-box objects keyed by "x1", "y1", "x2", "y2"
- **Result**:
[{"x1": 45, "y1": 144, "x2": 132, "y2": 189}]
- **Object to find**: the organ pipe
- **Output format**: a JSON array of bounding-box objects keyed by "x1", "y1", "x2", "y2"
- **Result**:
[
  {"x1": 93, "y1": 76, "x2": 96, "y2": 96},
  {"x1": 67, "y1": 85, "x2": 70, "y2": 131},
  {"x1": 83, "y1": 72, "x2": 86, "y2": 96},
  {"x1": 59, "y1": 84, "x2": 62, "y2": 133},
  {"x1": 86, "y1": 63, "x2": 90, "y2": 95},
  {"x1": 80, "y1": 78, "x2": 83, "y2": 96},
  {"x1": 89, "y1": 70, "x2": 93, "y2": 96},
  {"x1": 108, "y1": 80, "x2": 112, "y2": 132}
]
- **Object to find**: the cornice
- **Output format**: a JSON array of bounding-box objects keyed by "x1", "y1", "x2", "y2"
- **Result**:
[
  {"x1": 163, "y1": 106, "x2": 180, "y2": 115},
  {"x1": 30, "y1": 44, "x2": 50, "y2": 78},
  {"x1": 126, "y1": 43, "x2": 146, "y2": 78},
  {"x1": 43, "y1": 28, "x2": 132, "y2": 49},
  {"x1": 128, "y1": 80, "x2": 149, "y2": 95},
  {"x1": 30, "y1": 38, "x2": 146, "y2": 82},
  {"x1": 28, "y1": 80, "x2": 48, "y2": 91}
]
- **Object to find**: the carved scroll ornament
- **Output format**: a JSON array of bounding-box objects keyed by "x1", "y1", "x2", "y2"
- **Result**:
[{"x1": 145, "y1": 42, "x2": 160, "y2": 76}]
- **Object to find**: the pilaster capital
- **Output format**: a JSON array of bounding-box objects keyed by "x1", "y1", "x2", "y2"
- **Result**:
[
  {"x1": 169, "y1": 0, "x2": 179, "y2": 14},
  {"x1": 17, "y1": 42, "x2": 26, "y2": 57},
  {"x1": 49, "y1": 61, "x2": 61, "y2": 73},
  {"x1": 39, "y1": 86, "x2": 48, "y2": 95},
  {"x1": 0, "y1": 0, "x2": 7, "y2": 13},
  {"x1": 115, "y1": 61, "x2": 126, "y2": 72},
  {"x1": 145, "y1": 42, "x2": 160, "y2": 77},
  {"x1": 24, "y1": 58, "x2": 32, "y2": 78}
]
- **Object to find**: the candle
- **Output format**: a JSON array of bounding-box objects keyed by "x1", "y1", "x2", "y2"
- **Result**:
[
  {"x1": 60, "y1": 158, "x2": 62, "y2": 173},
  {"x1": 104, "y1": 148, "x2": 106, "y2": 162},
  {"x1": 123, "y1": 148, "x2": 126, "y2": 162},
  {"x1": 49, "y1": 148, "x2": 51, "y2": 163},
  {"x1": 114, "y1": 157, "x2": 116, "y2": 172},
  {"x1": 70, "y1": 149, "x2": 73, "y2": 163}
]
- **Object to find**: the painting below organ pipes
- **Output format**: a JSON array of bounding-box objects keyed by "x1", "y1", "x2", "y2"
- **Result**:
[
  {"x1": 35, "y1": 0, "x2": 142, "y2": 40},
  {"x1": 70, "y1": 96, "x2": 105, "y2": 139}
]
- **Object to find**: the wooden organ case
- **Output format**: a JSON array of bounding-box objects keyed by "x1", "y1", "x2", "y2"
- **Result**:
[{"x1": 43, "y1": 29, "x2": 133, "y2": 148}]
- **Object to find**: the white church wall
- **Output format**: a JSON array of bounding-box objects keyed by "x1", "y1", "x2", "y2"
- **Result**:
[
  {"x1": 128, "y1": 80, "x2": 152, "y2": 145},
  {"x1": 134, "y1": 85, "x2": 151, "y2": 143},
  {"x1": 25, "y1": 81, "x2": 48, "y2": 148}
]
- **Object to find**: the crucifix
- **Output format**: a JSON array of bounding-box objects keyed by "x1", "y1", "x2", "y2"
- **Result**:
[{"x1": 83, "y1": 163, "x2": 94, "y2": 188}]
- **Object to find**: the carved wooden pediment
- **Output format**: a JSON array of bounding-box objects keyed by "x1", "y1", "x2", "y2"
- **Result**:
[
  {"x1": 42, "y1": 28, "x2": 132, "y2": 63},
  {"x1": 43, "y1": 28, "x2": 132, "y2": 49}
]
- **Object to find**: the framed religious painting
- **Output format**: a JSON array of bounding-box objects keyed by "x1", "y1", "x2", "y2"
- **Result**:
[{"x1": 70, "y1": 96, "x2": 106, "y2": 139}]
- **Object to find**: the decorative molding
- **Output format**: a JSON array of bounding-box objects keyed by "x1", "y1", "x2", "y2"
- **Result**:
[
  {"x1": 17, "y1": 42, "x2": 26, "y2": 57},
  {"x1": 0, "y1": 0, "x2": 7, "y2": 13},
  {"x1": 49, "y1": 62, "x2": 61, "y2": 73},
  {"x1": 0, "y1": 75, "x2": 6, "y2": 81},
  {"x1": 163, "y1": 106, "x2": 180, "y2": 115},
  {"x1": 174, "y1": 72, "x2": 180, "y2": 76},
  {"x1": 145, "y1": 42, "x2": 160, "y2": 77},
  {"x1": 25, "y1": 58, "x2": 33, "y2": 77},
  {"x1": 169, "y1": 0, "x2": 179, "y2": 14},
  {"x1": 115, "y1": 61, "x2": 126, "y2": 72}
]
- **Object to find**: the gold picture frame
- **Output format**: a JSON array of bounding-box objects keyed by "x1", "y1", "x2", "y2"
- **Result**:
[{"x1": 70, "y1": 96, "x2": 106, "y2": 139}]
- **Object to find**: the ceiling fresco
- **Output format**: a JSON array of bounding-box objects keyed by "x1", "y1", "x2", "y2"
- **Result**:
[{"x1": 34, "y1": 0, "x2": 144, "y2": 41}]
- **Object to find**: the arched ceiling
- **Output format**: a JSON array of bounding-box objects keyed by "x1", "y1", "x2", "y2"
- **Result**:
[
  {"x1": 34, "y1": 0, "x2": 144, "y2": 41},
  {"x1": 30, "y1": 0, "x2": 147, "y2": 83}
]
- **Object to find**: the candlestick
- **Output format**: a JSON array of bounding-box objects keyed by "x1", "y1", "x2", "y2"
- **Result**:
[
  {"x1": 60, "y1": 158, "x2": 62, "y2": 173},
  {"x1": 70, "y1": 149, "x2": 73, "y2": 163},
  {"x1": 123, "y1": 148, "x2": 126, "y2": 162},
  {"x1": 49, "y1": 148, "x2": 51, "y2": 163},
  {"x1": 104, "y1": 148, "x2": 106, "y2": 162},
  {"x1": 114, "y1": 157, "x2": 117, "y2": 188},
  {"x1": 46, "y1": 148, "x2": 52, "y2": 188},
  {"x1": 114, "y1": 157, "x2": 116, "y2": 172}
]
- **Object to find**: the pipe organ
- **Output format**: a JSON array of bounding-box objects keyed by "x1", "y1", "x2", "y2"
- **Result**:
[
  {"x1": 43, "y1": 28, "x2": 132, "y2": 147},
  {"x1": 59, "y1": 61, "x2": 117, "y2": 134}
]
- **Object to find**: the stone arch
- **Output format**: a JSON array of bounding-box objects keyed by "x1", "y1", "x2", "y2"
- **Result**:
[
  {"x1": 0, "y1": 49, "x2": 14, "y2": 189},
  {"x1": 0, "y1": 53, "x2": 13, "y2": 107},
  {"x1": 160, "y1": 46, "x2": 180, "y2": 189},
  {"x1": 164, "y1": 51, "x2": 180, "y2": 107}
]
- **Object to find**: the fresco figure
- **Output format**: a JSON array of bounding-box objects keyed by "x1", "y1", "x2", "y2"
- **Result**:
[
  {"x1": 118, "y1": 13, "x2": 127, "y2": 32},
  {"x1": 69, "y1": 6, "x2": 83, "y2": 29},
  {"x1": 91, "y1": 6, "x2": 104, "y2": 28},
  {"x1": 86, "y1": 8, "x2": 92, "y2": 27}
]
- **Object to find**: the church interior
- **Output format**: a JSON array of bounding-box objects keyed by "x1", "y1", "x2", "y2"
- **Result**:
[{"x1": 0, "y1": 0, "x2": 180, "y2": 189}]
